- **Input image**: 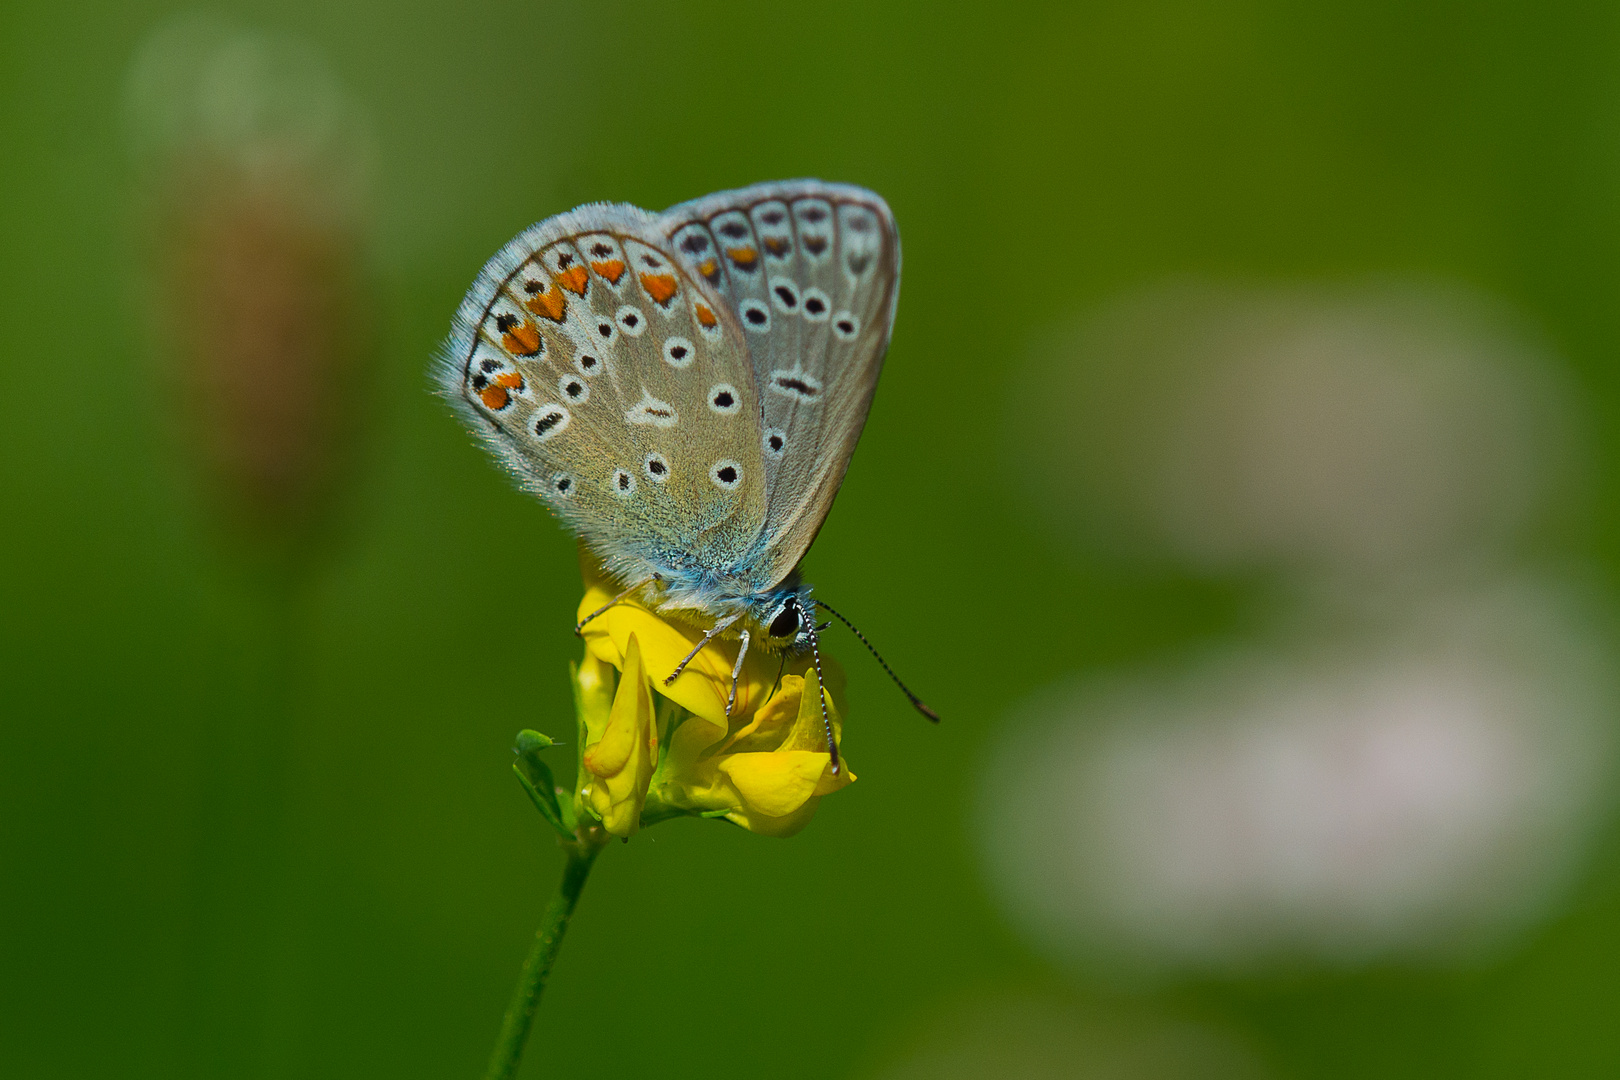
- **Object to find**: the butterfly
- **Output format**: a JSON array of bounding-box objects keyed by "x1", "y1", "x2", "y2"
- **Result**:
[{"x1": 437, "y1": 179, "x2": 935, "y2": 771}]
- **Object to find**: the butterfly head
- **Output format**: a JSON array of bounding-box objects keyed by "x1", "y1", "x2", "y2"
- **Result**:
[{"x1": 761, "y1": 590, "x2": 819, "y2": 653}]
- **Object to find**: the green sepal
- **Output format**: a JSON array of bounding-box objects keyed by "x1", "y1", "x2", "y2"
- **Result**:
[
  {"x1": 513, "y1": 729, "x2": 574, "y2": 840},
  {"x1": 698, "y1": 808, "x2": 732, "y2": 819}
]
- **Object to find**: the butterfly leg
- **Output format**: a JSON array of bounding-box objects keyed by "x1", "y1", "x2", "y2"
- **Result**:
[
  {"x1": 664, "y1": 613, "x2": 741, "y2": 686},
  {"x1": 575, "y1": 574, "x2": 660, "y2": 635},
  {"x1": 725, "y1": 630, "x2": 751, "y2": 717}
]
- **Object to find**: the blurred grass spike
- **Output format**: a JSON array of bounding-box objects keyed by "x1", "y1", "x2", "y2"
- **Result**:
[{"x1": 126, "y1": 13, "x2": 375, "y2": 563}]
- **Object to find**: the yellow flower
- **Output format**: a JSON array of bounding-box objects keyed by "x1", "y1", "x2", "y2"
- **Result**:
[
  {"x1": 573, "y1": 550, "x2": 854, "y2": 837},
  {"x1": 577, "y1": 637, "x2": 658, "y2": 837}
]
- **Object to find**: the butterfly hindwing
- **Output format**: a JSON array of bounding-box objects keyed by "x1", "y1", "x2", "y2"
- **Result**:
[
  {"x1": 440, "y1": 204, "x2": 766, "y2": 585},
  {"x1": 659, "y1": 180, "x2": 901, "y2": 585}
]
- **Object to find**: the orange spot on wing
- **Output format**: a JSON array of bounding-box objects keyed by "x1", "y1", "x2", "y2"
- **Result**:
[
  {"x1": 479, "y1": 385, "x2": 510, "y2": 410},
  {"x1": 727, "y1": 246, "x2": 757, "y2": 267},
  {"x1": 591, "y1": 259, "x2": 625, "y2": 283},
  {"x1": 502, "y1": 321, "x2": 541, "y2": 355},
  {"x1": 525, "y1": 284, "x2": 567, "y2": 322},
  {"x1": 764, "y1": 237, "x2": 790, "y2": 256},
  {"x1": 695, "y1": 303, "x2": 718, "y2": 328},
  {"x1": 697, "y1": 258, "x2": 719, "y2": 281},
  {"x1": 494, "y1": 371, "x2": 524, "y2": 390},
  {"x1": 557, "y1": 265, "x2": 590, "y2": 296},
  {"x1": 639, "y1": 273, "x2": 678, "y2": 305}
]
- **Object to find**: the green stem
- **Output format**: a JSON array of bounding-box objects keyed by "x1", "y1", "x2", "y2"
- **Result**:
[{"x1": 483, "y1": 839, "x2": 604, "y2": 1080}]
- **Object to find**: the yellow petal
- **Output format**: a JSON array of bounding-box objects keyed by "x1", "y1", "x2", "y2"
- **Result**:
[
  {"x1": 718, "y1": 751, "x2": 830, "y2": 818},
  {"x1": 583, "y1": 633, "x2": 657, "y2": 837},
  {"x1": 576, "y1": 554, "x2": 779, "y2": 726},
  {"x1": 724, "y1": 797, "x2": 824, "y2": 837},
  {"x1": 572, "y1": 650, "x2": 616, "y2": 746}
]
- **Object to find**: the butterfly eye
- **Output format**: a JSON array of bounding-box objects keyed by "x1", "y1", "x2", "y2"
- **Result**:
[{"x1": 768, "y1": 602, "x2": 799, "y2": 639}]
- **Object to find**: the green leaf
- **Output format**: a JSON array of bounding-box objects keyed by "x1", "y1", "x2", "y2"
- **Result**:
[{"x1": 513, "y1": 730, "x2": 573, "y2": 840}]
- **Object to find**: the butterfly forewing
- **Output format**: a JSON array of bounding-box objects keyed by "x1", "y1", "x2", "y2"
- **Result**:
[
  {"x1": 441, "y1": 205, "x2": 766, "y2": 585},
  {"x1": 659, "y1": 181, "x2": 900, "y2": 586}
]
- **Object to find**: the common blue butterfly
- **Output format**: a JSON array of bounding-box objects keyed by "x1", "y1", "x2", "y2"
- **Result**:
[{"x1": 437, "y1": 180, "x2": 934, "y2": 770}]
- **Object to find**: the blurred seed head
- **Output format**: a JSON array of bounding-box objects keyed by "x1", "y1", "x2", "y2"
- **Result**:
[
  {"x1": 1019, "y1": 281, "x2": 1579, "y2": 582},
  {"x1": 126, "y1": 15, "x2": 374, "y2": 554},
  {"x1": 980, "y1": 579, "x2": 1616, "y2": 978}
]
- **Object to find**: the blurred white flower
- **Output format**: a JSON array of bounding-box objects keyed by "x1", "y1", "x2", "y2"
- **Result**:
[
  {"x1": 991, "y1": 281, "x2": 1614, "y2": 977},
  {"x1": 982, "y1": 580, "x2": 1615, "y2": 975},
  {"x1": 1021, "y1": 282, "x2": 1578, "y2": 580}
]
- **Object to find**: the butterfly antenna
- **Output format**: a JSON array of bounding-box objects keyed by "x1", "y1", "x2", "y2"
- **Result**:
[
  {"x1": 805, "y1": 612, "x2": 842, "y2": 775},
  {"x1": 814, "y1": 599, "x2": 940, "y2": 723},
  {"x1": 575, "y1": 574, "x2": 659, "y2": 635}
]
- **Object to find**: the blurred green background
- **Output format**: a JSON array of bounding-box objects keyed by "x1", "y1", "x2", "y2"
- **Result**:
[{"x1": 7, "y1": 1, "x2": 1620, "y2": 1077}]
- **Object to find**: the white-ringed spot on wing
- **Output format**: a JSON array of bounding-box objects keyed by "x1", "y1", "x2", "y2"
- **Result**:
[
  {"x1": 574, "y1": 351, "x2": 602, "y2": 377},
  {"x1": 764, "y1": 428, "x2": 786, "y2": 457},
  {"x1": 838, "y1": 204, "x2": 882, "y2": 276},
  {"x1": 768, "y1": 369, "x2": 823, "y2": 403},
  {"x1": 801, "y1": 287, "x2": 830, "y2": 321},
  {"x1": 832, "y1": 311, "x2": 860, "y2": 340},
  {"x1": 663, "y1": 336, "x2": 695, "y2": 369},
  {"x1": 752, "y1": 201, "x2": 794, "y2": 260},
  {"x1": 768, "y1": 276, "x2": 800, "y2": 314},
  {"x1": 709, "y1": 460, "x2": 743, "y2": 491},
  {"x1": 592, "y1": 317, "x2": 618, "y2": 346},
  {"x1": 580, "y1": 235, "x2": 628, "y2": 288},
  {"x1": 472, "y1": 358, "x2": 526, "y2": 411},
  {"x1": 692, "y1": 299, "x2": 723, "y2": 340},
  {"x1": 532, "y1": 404, "x2": 571, "y2": 442},
  {"x1": 708, "y1": 384, "x2": 741, "y2": 415},
  {"x1": 711, "y1": 212, "x2": 758, "y2": 274},
  {"x1": 611, "y1": 468, "x2": 637, "y2": 497},
  {"x1": 791, "y1": 198, "x2": 834, "y2": 258},
  {"x1": 626, "y1": 390, "x2": 678, "y2": 428},
  {"x1": 615, "y1": 305, "x2": 647, "y2": 336},
  {"x1": 643, "y1": 452, "x2": 670, "y2": 483},
  {"x1": 558, "y1": 375, "x2": 589, "y2": 404},
  {"x1": 549, "y1": 472, "x2": 576, "y2": 499},
  {"x1": 739, "y1": 299, "x2": 771, "y2": 332}
]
